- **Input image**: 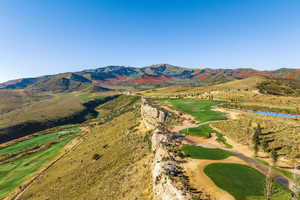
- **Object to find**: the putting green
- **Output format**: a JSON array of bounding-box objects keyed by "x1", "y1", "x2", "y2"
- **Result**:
[{"x1": 204, "y1": 163, "x2": 291, "y2": 200}]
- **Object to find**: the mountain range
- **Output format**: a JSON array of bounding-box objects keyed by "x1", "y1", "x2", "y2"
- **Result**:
[{"x1": 1, "y1": 64, "x2": 300, "y2": 92}]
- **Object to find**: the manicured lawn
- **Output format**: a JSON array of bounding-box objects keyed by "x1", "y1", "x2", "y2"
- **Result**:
[
  {"x1": 164, "y1": 98, "x2": 226, "y2": 122},
  {"x1": 182, "y1": 144, "x2": 233, "y2": 160},
  {"x1": 204, "y1": 163, "x2": 291, "y2": 200},
  {"x1": 0, "y1": 134, "x2": 79, "y2": 199},
  {"x1": 163, "y1": 98, "x2": 231, "y2": 146},
  {"x1": 0, "y1": 128, "x2": 81, "y2": 155},
  {"x1": 180, "y1": 124, "x2": 213, "y2": 138}
]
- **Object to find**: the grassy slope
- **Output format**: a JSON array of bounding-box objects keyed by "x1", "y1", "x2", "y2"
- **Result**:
[
  {"x1": 0, "y1": 94, "x2": 84, "y2": 129},
  {"x1": 0, "y1": 90, "x2": 51, "y2": 115},
  {"x1": 204, "y1": 163, "x2": 291, "y2": 200},
  {"x1": 77, "y1": 93, "x2": 105, "y2": 101},
  {"x1": 182, "y1": 144, "x2": 233, "y2": 160},
  {"x1": 0, "y1": 134, "x2": 79, "y2": 199},
  {"x1": 19, "y1": 96, "x2": 153, "y2": 200}
]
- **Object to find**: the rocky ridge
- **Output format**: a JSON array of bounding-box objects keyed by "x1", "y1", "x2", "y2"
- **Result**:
[{"x1": 141, "y1": 98, "x2": 209, "y2": 200}]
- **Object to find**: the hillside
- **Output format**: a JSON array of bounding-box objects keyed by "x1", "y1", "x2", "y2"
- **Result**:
[
  {"x1": 0, "y1": 91, "x2": 117, "y2": 143},
  {"x1": 1, "y1": 66, "x2": 300, "y2": 200},
  {"x1": 1, "y1": 64, "x2": 300, "y2": 92},
  {"x1": 15, "y1": 95, "x2": 154, "y2": 200}
]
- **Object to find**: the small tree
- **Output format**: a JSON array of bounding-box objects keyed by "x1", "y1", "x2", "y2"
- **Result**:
[
  {"x1": 261, "y1": 140, "x2": 269, "y2": 152},
  {"x1": 270, "y1": 149, "x2": 279, "y2": 166},
  {"x1": 253, "y1": 142, "x2": 259, "y2": 157},
  {"x1": 92, "y1": 153, "x2": 101, "y2": 160},
  {"x1": 252, "y1": 124, "x2": 262, "y2": 157}
]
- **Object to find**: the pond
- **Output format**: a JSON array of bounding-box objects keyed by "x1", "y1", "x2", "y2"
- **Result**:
[{"x1": 247, "y1": 110, "x2": 300, "y2": 118}]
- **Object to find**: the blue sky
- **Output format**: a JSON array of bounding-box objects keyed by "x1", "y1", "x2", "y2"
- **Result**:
[{"x1": 0, "y1": 0, "x2": 300, "y2": 82}]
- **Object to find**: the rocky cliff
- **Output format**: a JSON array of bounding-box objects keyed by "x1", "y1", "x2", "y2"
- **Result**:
[
  {"x1": 141, "y1": 98, "x2": 194, "y2": 200},
  {"x1": 141, "y1": 98, "x2": 168, "y2": 129}
]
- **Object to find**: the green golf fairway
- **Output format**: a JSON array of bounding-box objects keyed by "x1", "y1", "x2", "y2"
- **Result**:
[
  {"x1": 0, "y1": 128, "x2": 80, "y2": 155},
  {"x1": 0, "y1": 134, "x2": 79, "y2": 199},
  {"x1": 182, "y1": 144, "x2": 233, "y2": 160}
]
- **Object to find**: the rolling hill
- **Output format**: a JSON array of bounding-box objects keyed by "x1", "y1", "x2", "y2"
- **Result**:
[{"x1": 1, "y1": 64, "x2": 300, "y2": 92}]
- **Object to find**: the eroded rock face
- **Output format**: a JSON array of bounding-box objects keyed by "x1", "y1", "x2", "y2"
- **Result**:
[
  {"x1": 141, "y1": 98, "x2": 167, "y2": 129},
  {"x1": 151, "y1": 130, "x2": 191, "y2": 200},
  {"x1": 141, "y1": 98, "x2": 192, "y2": 200}
]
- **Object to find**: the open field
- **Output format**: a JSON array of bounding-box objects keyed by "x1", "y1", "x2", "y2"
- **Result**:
[
  {"x1": 204, "y1": 163, "x2": 291, "y2": 200},
  {"x1": 17, "y1": 95, "x2": 153, "y2": 200},
  {"x1": 0, "y1": 127, "x2": 81, "y2": 199}
]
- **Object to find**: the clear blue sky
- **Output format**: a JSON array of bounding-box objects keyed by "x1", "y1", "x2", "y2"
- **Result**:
[{"x1": 0, "y1": 0, "x2": 300, "y2": 82}]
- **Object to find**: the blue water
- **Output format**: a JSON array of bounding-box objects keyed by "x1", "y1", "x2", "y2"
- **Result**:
[{"x1": 247, "y1": 110, "x2": 300, "y2": 118}]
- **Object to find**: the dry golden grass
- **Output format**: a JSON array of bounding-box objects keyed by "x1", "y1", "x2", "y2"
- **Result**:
[
  {"x1": 0, "y1": 90, "x2": 51, "y2": 114},
  {"x1": 18, "y1": 98, "x2": 153, "y2": 200},
  {"x1": 138, "y1": 86, "x2": 193, "y2": 97},
  {"x1": 0, "y1": 94, "x2": 84, "y2": 129},
  {"x1": 142, "y1": 76, "x2": 300, "y2": 111},
  {"x1": 211, "y1": 111, "x2": 300, "y2": 159}
]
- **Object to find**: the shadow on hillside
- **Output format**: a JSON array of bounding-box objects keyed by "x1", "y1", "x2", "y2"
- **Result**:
[{"x1": 0, "y1": 95, "x2": 119, "y2": 144}]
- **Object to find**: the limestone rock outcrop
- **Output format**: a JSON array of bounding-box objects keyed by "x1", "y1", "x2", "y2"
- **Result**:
[{"x1": 141, "y1": 98, "x2": 193, "y2": 200}]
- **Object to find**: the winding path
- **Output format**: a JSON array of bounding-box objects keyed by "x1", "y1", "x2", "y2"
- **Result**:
[{"x1": 165, "y1": 104, "x2": 295, "y2": 195}]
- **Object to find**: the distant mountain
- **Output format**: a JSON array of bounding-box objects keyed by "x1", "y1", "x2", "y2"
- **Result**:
[{"x1": 1, "y1": 64, "x2": 299, "y2": 92}]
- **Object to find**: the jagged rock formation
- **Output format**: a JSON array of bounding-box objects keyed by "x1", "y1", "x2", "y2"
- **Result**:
[
  {"x1": 141, "y1": 98, "x2": 168, "y2": 129},
  {"x1": 141, "y1": 98, "x2": 198, "y2": 200},
  {"x1": 151, "y1": 129, "x2": 192, "y2": 200}
]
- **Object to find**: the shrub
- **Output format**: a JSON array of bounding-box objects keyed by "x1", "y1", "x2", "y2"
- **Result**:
[{"x1": 92, "y1": 153, "x2": 101, "y2": 160}]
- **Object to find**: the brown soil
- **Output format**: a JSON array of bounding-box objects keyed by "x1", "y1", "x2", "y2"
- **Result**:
[
  {"x1": 163, "y1": 103, "x2": 297, "y2": 195},
  {"x1": 183, "y1": 157, "x2": 246, "y2": 200}
]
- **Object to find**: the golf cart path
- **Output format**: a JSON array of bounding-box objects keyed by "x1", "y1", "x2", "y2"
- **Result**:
[{"x1": 165, "y1": 104, "x2": 294, "y2": 195}]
